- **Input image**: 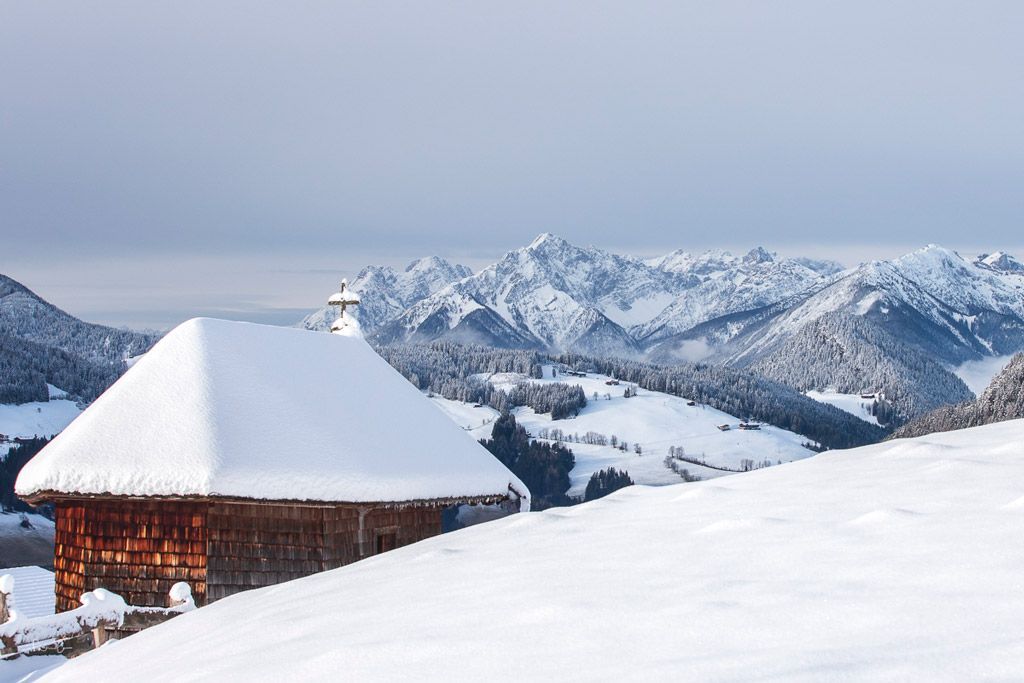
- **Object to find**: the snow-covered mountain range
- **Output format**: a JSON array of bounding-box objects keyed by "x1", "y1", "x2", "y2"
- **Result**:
[
  {"x1": 302, "y1": 236, "x2": 1024, "y2": 420},
  {"x1": 0, "y1": 274, "x2": 157, "y2": 405},
  {"x1": 302, "y1": 234, "x2": 843, "y2": 353}
]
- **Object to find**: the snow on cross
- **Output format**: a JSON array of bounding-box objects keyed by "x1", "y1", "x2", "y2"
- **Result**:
[{"x1": 327, "y1": 278, "x2": 361, "y2": 336}]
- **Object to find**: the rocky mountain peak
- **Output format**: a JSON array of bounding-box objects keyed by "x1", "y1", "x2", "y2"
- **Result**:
[
  {"x1": 977, "y1": 251, "x2": 1024, "y2": 273},
  {"x1": 743, "y1": 247, "x2": 775, "y2": 265}
]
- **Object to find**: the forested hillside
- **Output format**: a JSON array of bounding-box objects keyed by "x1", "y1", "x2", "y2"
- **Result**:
[
  {"x1": 376, "y1": 343, "x2": 587, "y2": 419},
  {"x1": 747, "y1": 313, "x2": 973, "y2": 423},
  {"x1": 0, "y1": 274, "x2": 158, "y2": 404},
  {"x1": 378, "y1": 342, "x2": 887, "y2": 449},
  {"x1": 891, "y1": 353, "x2": 1024, "y2": 439}
]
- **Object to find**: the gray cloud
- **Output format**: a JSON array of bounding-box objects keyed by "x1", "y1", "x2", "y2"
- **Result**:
[{"x1": 2, "y1": 2, "x2": 1022, "y2": 327}]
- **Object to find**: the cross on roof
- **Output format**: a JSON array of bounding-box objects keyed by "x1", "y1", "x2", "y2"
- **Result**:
[{"x1": 327, "y1": 280, "x2": 360, "y2": 334}]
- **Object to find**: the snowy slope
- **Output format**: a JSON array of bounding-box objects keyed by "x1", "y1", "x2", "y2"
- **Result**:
[
  {"x1": 805, "y1": 390, "x2": 881, "y2": 426},
  {"x1": 430, "y1": 367, "x2": 815, "y2": 497},
  {"x1": 43, "y1": 419, "x2": 1024, "y2": 681},
  {"x1": 0, "y1": 386, "x2": 82, "y2": 446},
  {"x1": 0, "y1": 512, "x2": 54, "y2": 570}
]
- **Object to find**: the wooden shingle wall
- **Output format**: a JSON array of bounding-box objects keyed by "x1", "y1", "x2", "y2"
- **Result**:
[
  {"x1": 53, "y1": 499, "x2": 448, "y2": 610},
  {"x1": 207, "y1": 503, "x2": 444, "y2": 603},
  {"x1": 54, "y1": 501, "x2": 207, "y2": 612},
  {"x1": 206, "y1": 502, "x2": 329, "y2": 603}
]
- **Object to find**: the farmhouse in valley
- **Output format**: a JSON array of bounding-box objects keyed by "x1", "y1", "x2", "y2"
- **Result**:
[{"x1": 16, "y1": 317, "x2": 529, "y2": 612}]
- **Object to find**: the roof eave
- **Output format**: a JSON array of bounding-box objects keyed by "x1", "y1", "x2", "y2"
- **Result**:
[{"x1": 18, "y1": 490, "x2": 513, "y2": 509}]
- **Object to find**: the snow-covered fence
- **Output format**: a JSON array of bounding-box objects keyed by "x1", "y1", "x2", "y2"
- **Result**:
[{"x1": 0, "y1": 576, "x2": 194, "y2": 659}]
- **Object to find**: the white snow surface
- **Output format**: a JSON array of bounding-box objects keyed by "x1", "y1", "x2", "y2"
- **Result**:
[
  {"x1": 40, "y1": 419, "x2": 1024, "y2": 681},
  {"x1": 0, "y1": 566, "x2": 54, "y2": 619},
  {"x1": 0, "y1": 390, "x2": 81, "y2": 445},
  {"x1": 0, "y1": 655, "x2": 64, "y2": 683},
  {"x1": 16, "y1": 318, "x2": 526, "y2": 505},
  {"x1": 0, "y1": 513, "x2": 54, "y2": 559},
  {"x1": 805, "y1": 390, "x2": 882, "y2": 426},
  {"x1": 431, "y1": 367, "x2": 814, "y2": 496}
]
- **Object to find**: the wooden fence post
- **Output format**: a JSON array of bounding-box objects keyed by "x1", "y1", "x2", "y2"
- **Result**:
[
  {"x1": 0, "y1": 576, "x2": 17, "y2": 658},
  {"x1": 0, "y1": 583, "x2": 9, "y2": 624}
]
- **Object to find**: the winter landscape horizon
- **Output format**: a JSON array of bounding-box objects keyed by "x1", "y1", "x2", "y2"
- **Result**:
[
  {"x1": 4, "y1": 2, "x2": 1024, "y2": 681},
  {"x1": 8, "y1": 237, "x2": 1024, "y2": 332}
]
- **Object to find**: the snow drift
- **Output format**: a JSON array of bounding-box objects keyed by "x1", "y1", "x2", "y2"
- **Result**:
[{"x1": 38, "y1": 419, "x2": 1024, "y2": 681}]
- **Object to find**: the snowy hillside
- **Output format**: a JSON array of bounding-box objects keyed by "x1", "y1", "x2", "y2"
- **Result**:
[
  {"x1": 804, "y1": 390, "x2": 881, "y2": 426},
  {"x1": 43, "y1": 419, "x2": 1024, "y2": 681},
  {"x1": 429, "y1": 367, "x2": 815, "y2": 496},
  {"x1": 0, "y1": 386, "x2": 82, "y2": 449},
  {"x1": 0, "y1": 511, "x2": 54, "y2": 570},
  {"x1": 893, "y1": 352, "x2": 1024, "y2": 439},
  {"x1": 0, "y1": 273, "x2": 157, "y2": 405}
]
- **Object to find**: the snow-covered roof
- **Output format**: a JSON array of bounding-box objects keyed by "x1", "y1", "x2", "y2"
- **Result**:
[
  {"x1": 36, "y1": 419, "x2": 1024, "y2": 680},
  {"x1": 0, "y1": 566, "x2": 55, "y2": 619},
  {"x1": 16, "y1": 318, "x2": 527, "y2": 506}
]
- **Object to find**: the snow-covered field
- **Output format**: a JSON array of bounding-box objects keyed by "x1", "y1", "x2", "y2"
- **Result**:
[
  {"x1": 954, "y1": 354, "x2": 1016, "y2": 396},
  {"x1": 0, "y1": 655, "x2": 64, "y2": 683},
  {"x1": 39, "y1": 419, "x2": 1024, "y2": 681},
  {"x1": 431, "y1": 367, "x2": 814, "y2": 496},
  {"x1": 0, "y1": 387, "x2": 81, "y2": 456},
  {"x1": 0, "y1": 512, "x2": 54, "y2": 572},
  {"x1": 804, "y1": 390, "x2": 881, "y2": 426}
]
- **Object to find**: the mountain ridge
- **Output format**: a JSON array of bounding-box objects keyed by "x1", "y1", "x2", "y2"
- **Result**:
[
  {"x1": 0, "y1": 273, "x2": 158, "y2": 404},
  {"x1": 301, "y1": 235, "x2": 1024, "y2": 421}
]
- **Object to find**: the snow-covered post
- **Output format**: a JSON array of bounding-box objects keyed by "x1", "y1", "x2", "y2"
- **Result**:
[
  {"x1": 0, "y1": 574, "x2": 11, "y2": 625},
  {"x1": 168, "y1": 582, "x2": 194, "y2": 611},
  {"x1": 0, "y1": 574, "x2": 15, "y2": 657},
  {"x1": 327, "y1": 279, "x2": 362, "y2": 337}
]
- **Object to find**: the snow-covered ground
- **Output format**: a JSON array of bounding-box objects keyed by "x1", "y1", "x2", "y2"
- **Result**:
[
  {"x1": 0, "y1": 566, "x2": 54, "y2": 619},
  {"x1": 431, "y1": 367, "x2": 815, "y2": 496},
  {"x1": 0, "y1": 655, "x2": 65, "y2": 683},
  {"x1": 804, "y1": 390, "x2": 881, "y2": 426},
  {"x1": 0, "y1": 513, "x2": 54, "y2": 572},
  {"x1": 0, "y1": 386, "x2": 81, "y2": 456},
  {"x1": 954, "y1": 354, "x2": 1016, "y2": 396},
  {"x1": 39, "y1": 419, "x2": 1024, "y2": 681}
]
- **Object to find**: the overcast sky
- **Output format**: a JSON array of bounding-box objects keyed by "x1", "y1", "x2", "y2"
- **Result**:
[{"x1": 3, "y1": 2, "x2": 1022, "y2": 329}]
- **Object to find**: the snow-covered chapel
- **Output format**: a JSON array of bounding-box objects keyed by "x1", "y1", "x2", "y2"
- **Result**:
[{"x1": 17, "y1": 316, "x2": 528, "y2": 610}]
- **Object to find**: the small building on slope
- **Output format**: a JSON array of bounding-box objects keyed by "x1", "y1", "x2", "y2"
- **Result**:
[{"x1": 16, "y1": 318, "x2": 529, "y2": 611}]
